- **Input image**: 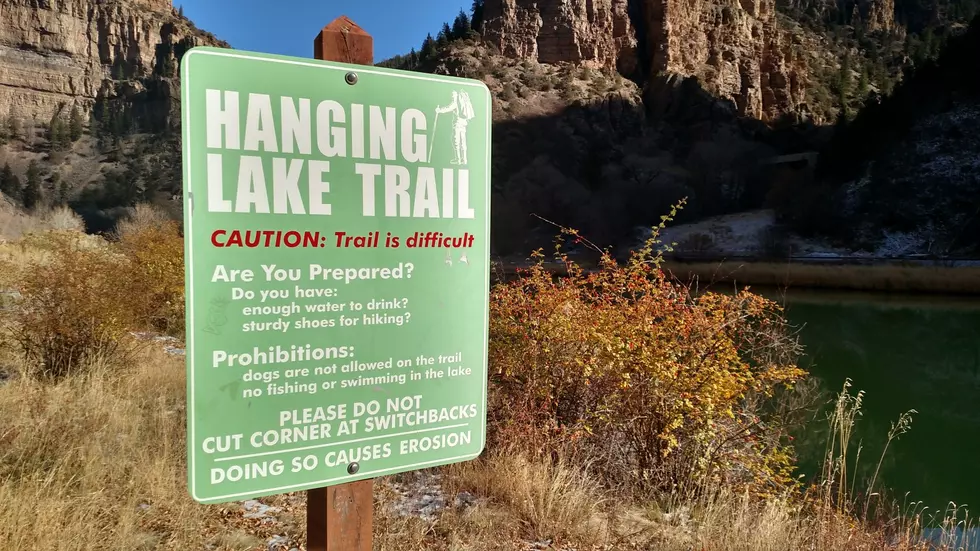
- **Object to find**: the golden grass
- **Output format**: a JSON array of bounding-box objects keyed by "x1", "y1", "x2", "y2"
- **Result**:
[
  {"x1": 0, "y1": 203, "x2": 85, "y2": 241},
  {"x1": 665, "y1": 260, "x2": 980, "y2": 294},
  {"x1": 447, "y1": 452, "x2": 611, "y2": 546},
  {"x1": 114, "y1": 203, "x2": 176, "y2": 240}
]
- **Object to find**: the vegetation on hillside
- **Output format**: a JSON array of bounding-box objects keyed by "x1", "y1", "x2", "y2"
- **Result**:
[
  {"x1": 772, "y1": 14, "x2": 980, "y2": 254},
  {"x1": 777, "y1": 0, "x2": 976, "y2": 122}
]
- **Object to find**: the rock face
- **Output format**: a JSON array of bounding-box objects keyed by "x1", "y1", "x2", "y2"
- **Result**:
[
  {"x1": 482, "y1": 0, "x2": 638, "y2": 75},
  {"x1": 865, "y1": 0, "x2": 895, "y2": 32},
  {"x1": 483, "y1": 0, "x2": 808, "y2": 121},
  {"x1": 0, "y1": 0, "x2": 226, "y2": 122}
]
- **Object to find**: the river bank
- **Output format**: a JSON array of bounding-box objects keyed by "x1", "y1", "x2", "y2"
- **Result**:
[
  {"x1": 491, "y1": 257, "x2": 980, "y2": 295},
  {"x1": 662, "y1": 260, "x2": 980, "y2": 295}
]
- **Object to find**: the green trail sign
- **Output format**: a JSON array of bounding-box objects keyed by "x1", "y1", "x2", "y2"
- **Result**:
[{"x1": 180, "y1": 46, "x2": 491, "y2": 505}]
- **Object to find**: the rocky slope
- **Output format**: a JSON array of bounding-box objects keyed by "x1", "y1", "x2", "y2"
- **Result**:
[
  {"x1": 0, "y1": 0, "x2": 225, "y2": 123},
  {"x1": 482, "y1": 0, "x2": 809, "y2": 122},
  {"x1": 0, "y1": 0, "x2": 228, "y2": 232},
  {"x1": 421, "y1": 39, "x2": 812, "y2": 255},
  {"x1": 780, "y1": 16, "x2": 980, "y2": 254}
]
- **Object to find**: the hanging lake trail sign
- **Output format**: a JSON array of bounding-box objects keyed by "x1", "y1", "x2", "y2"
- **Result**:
[{"x1": 180, "y1": 16, "x2": 491, "y2": 534}]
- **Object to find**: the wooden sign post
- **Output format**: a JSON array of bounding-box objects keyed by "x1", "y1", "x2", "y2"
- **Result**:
[{"x1": 308, "y1": 17, "x2": 375, "y2": 551}]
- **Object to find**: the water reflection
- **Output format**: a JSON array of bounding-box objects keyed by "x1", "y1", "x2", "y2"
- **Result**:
[{"x1": 754, "y1": 287, "x2": 980, "y2": 516}]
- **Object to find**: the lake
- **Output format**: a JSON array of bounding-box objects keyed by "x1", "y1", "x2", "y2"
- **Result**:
[{"x1": 756, "y1": 287, "x2": 980, "y2": 526}]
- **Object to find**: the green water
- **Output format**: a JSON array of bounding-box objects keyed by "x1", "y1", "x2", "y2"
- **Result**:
[{"x1": 761, "y1": 288, "x2": 980, "y2": 515}]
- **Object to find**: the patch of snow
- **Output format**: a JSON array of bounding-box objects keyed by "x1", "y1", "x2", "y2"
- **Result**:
[
  {"x1": 266, "y1": 535, "x2": 289, "y2": 551},
  {"x1": 242, "y1": 500, "x2": 281, "y2": 521},
  {"x1": 384, "y1": 471, "x2": 482, "y2": 522},
  {"x1": 875, "y1": 231, "x2": 928, "y2": 257},
  {"x1": 634, "y1": 209, "x2": 851, "y2": 258}
]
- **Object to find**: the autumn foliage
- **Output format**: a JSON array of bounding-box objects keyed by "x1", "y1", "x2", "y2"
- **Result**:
[
  {"x1": 116, "y1": 219, "x2": 186, "y2": 338},
  {"x1": 3, "y1": 215, "x2": 185, "y2": 379},
  {"x1": 487, "y1": 207, "x2": 807, "y2": 496},
  {"x1": 4, "y1": 232, "x2": 142, "y2": 378}
]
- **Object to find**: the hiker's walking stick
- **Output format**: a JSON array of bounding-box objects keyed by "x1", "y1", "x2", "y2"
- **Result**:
[{"x1": 428, "y1": 111, "x2": 440, "y2": 163}]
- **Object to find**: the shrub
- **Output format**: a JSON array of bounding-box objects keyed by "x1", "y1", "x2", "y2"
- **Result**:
[
  {"x1": 677, "y1": 231, "x2": 716, "y2": 254},
  {"x1": 114, "y1": 202, "x2": 174, "y2": 239},
  {"x1": 487, "y1": 202, "x2": 807, "y2": 497},
  {"x1": 41, "y1": 206, "x2": 85, "y2": 232},
  {"x1": 116, "y1": 219, "x2": 185, "y2": 337},
  {"x1": 6, "y1": 232, "x2": 141, "y2": 379}
]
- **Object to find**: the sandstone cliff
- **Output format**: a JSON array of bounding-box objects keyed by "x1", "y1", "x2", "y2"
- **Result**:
[
  {"x1": 864, "y1": 0, "x2": 896, "y2": 32},
  {"x1": 0, "y1": 0, "x2": 226, "y2": 123},
  {"x1": 482, "y1": 0, "x2": 809, "y2": 122},
  {"x1": 482, "y1": 0, "x2": 639, "y2": 76}
]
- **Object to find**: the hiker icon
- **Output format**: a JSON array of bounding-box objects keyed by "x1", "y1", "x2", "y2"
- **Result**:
[{"x1": 431, "y1": 89, "x2": 476, "y2": 165}]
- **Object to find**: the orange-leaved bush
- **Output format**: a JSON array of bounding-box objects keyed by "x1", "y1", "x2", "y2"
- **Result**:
[
  {"x1": 487, "y1": 203, "x2": 807, "y2": 497},
  {"x1": 116, "y1": 219, "x2": 185, "y2": 338},
  {"x1": 6, "y1": 231, "x2": 143, "y2": 379}
]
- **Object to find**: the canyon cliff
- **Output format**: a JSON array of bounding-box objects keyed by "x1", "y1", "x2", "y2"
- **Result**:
[
  {"x1": 482, "y1": 0, "x2": 808, "y2": 121},
  {"x1": 0, "y1": 0, "x2": 226, "y2": 122}
]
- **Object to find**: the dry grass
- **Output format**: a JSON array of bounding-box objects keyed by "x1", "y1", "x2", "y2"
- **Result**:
[
  {"x1": 448, "y1": 452, "x2": 611, "y2": 546},
  {"x1": 0, "y1": 202, "x2": 85, "y2": 241},
  {"x1": 0, "y1": 341, "x2": 975, "y2": 550},
  {"x1": 114, "y1": 203, "x2": 176, "y2": 239},
  {"x1": 665, "y1": 260, "x2": 980, "y2": 294},
  {"x1": 0, "y1": 345, "x2": 223, "y2": 550}
]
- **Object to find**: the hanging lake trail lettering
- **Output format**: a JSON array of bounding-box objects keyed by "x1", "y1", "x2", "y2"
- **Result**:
[
  {"x1": 204, "y1": 90, "x2": 476, "y2": 219},
  {"x1": 183, "y1": 46, "x2": 489, "y2": 506}
]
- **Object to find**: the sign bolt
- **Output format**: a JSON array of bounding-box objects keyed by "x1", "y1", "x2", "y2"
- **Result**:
[
  {"x1": 345, "y1": 72, "x2": 358, "y2": 85},
  {"x1": 347, "y1": 462, "x2": 360, "y2": 475}
]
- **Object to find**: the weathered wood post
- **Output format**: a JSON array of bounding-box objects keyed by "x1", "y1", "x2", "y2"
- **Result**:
[{"x1": 307, "y1": 17, "x2": 375, "y2": 551}]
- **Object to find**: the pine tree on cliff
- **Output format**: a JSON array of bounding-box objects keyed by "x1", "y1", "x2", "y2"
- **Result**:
[
  {"x1": 0, "y1": 163, "x2": 21, "y2": 202},
  {"x1": 420, "y1": 33, "x2": 437, "y2": 61},
  {"x1": 471, "y1": 0, "x2": 485, "y2": 33},
  {"x1": 437, "y1": 23, "x2": 451, "y2": 48},
  {"x1": 5, "y1": 108, "x2": 19, "y2": 141},
  {"x1": 68, "y1": 105, "x2": 84, "y2": 142},
  {"x1": 452, "y1": 10, "x2": 471, "y2": 40},
  {"x1": 22, "y1": 160, "x2": 42, "y2": 210},
  {"x1": 48, "y1": 111, "x2": 70, "y2": 151}
]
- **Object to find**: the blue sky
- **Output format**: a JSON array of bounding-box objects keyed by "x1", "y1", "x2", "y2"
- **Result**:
[{"x1": 177, "y1": 0, "x2": 473, "y2": 62}]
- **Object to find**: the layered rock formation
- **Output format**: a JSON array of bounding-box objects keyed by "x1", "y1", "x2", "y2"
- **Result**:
[
  {"x1": 482, "y1": 0, "x2": 639, "y2": 75},
  {"x1": 865, "y1": 0, "x2": 896, "y2": 32},
  {"x1": 0, "y1": 0, "x2": 226, "y2": 122},
  {"x1": 482, "y1": 0, "x2": 808, "y2": 121}
]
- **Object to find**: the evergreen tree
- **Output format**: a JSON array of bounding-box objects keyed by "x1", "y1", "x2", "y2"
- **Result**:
[
  {"x1": 452, "y1": 10, "x2": 471, "y2": 39},
  {"x1": 57, "y1": 178, "x2": 71, "y2": 205},
  {"x1": 421, "y1": 33, "x2": 438, "y2": 60},
  {"x1": 471, "y1": 0, "x2": 485, "y2": 33},
  {"x1": 437, "y1": 23, "x2": 452, "y2": 48},
  {"x1": 69, "y1": 105, "x2": 84, "y2": 141},
  {"x1": 25, "y1": 116, "x2": 36, "y2": 148},
  {"x1": 857, "y1": 66, "x2": 870, "y2": 99},
  {"x1": 50, "y1": 172, "x2": 69, "y2": 205},
  {"x1": 5, "y1": 109, "x2": 19, "y2": 141},
  {"x1": 22, "y1": 160, "x2": 42, "y2": 210},
  {"x1": 835, "y1": 51, "x2": 852, "y2": 119},
  {"x1": 0, "y1": 163, "x2": 21, "y2": 201},
  {"x1": 48, "y1": 111, "x2": 69, "y2": 150}
]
